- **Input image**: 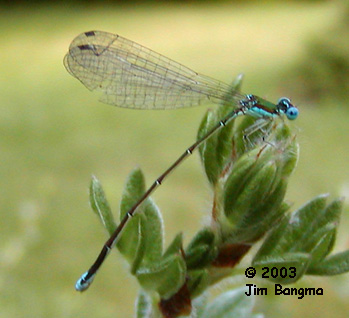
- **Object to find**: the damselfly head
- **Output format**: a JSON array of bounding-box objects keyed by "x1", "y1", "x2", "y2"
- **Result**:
[{"x1": 277, "y1": 97, "x2": 298, "y2": 120}]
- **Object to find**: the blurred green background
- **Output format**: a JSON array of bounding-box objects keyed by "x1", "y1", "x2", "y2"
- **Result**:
[{"x1": 1, "y1": 1, "x2": 348, "y2": 317}]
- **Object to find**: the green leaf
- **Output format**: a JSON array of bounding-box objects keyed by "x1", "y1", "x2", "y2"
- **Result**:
[
  {"x1": 197, "y1": 107, "x2": 234, "y2": 185},
  {"x1": 253, "y1": 253, "x2": 311, "y2": 284},
  {"x1": 223, "y1": 147, "x2": 265, "y2": 220},
  {"x1": 131, "y1": 199, "x2": 165, "y2": 274},
  {"x1": 186, "y1": 227, "x2": 216, "y2": 250},
  {"x1": 187, "y1": 269, "x2": 210, "y2": 298},
  {"x1": 253, "y1": 196, "x2": 345, "y2": 283},
  {"x1": 222, "y1": 139, "x2": 294, "y2": 243},
  {"x1": 255, "y1": 195, "x2": 330, "y2": 258},
  {"x1": 197, "y1": 74, "x2": 245, "y2": 185},
  {"x1": 135, "y1": 290, "x2": 153, "y2": 318},
  {"x1": 227, "y1": 180, "x2": 288, "y2": 243},
  {"x1": 130, "y1": 221, "x2": 146, "y2": 275},
  {"x1": 185, "y1": 245, "x2": 218, "y2": 270},
  {"x1": 89, "y1": 175, "x2": 116, "y2": 234},
  {"x1": 163, "y1": 232, "x2": 183, "y2": 259},
  {"x1": 201, "y1": 286, "x2": 260, "y2": 318},
  {"x1": 136, "y1": 254, "x2": 187, "y2": 299},
  {"x1": 227, "y1": 161, "x2": 277, "y2": 225},
  {"x1": 116, "y1": 168, "x2": 146, "y2": 261},
  {"x1": 305, "y1": 225, "x2": 336, "y2": 266},
  {"x1": 117, "y1": 168, "x2": 163, "y2": 268},
  {"x1": 226, "y1": 122, "x2": 297, "y2": 242},
  {"x1": 246, "y1": 181, "x2": 288, "y2": 238},
  {"x1": 278, "y1": 195, "x2": 341, "y2": 258},
  {"x1": 185, "y1": 227, "x2": 218, "y2": 269},
  {"x1": 253, "y1": 213, "x2": 291, "y2": 259},
  {"x1": 307, "y1": 250, "x2": 349, "y2": 275},
  {"x1": 136, "y1": 199, "x2": 164, "y2": 268},
  {"x1": 290, "y1": 194, "x2": 331, "y2": 251},
  {"x1": 304, "y1": 197, "x2": 343, "y2": 258}
]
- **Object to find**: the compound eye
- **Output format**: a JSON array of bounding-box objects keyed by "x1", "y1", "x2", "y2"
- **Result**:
[{"x1": 286, "y1": 107, "x2": 299, "y2": 120}]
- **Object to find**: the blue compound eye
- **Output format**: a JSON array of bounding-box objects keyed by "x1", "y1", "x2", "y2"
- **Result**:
[
  {"x1": 277, "y1": 97, "x2": 298, "y2": 120},
  {"x1": 286, "y1": 107, "x2": 299, "y2": 120}
]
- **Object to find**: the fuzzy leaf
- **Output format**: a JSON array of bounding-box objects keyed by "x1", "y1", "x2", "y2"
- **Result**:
[
  {"x1": 307, "y1": 250, "x2": 349, "y2": 275},
  {"x1": 185, "y1": 227, "x2": 217, "y2": 269},
  {"x1": 117, "y1": 168, "x2": 163, "y2": 268},
  {"x1": 223, "y1": 136, "x2": 295, "y2": 242},
  {"x1": 227, "y1": 180, "x2": 288, "y2": 243},
  {"x1": 197, "y1": 74, "x2": 244, "y2": 185},
  {"x1": 116, "y1": 168, "x2": 146, "y2": 261},
  {"x1": 130, "y1": 199, "x2": 164, "y2": 273},
  {"x1": 201, "y1": 286, "x2": 259, "y2": 318},
  {"x1": 223, "y1": 147, "x2": 265, "y2": 220},
  {"x1": 255, "y1": 195, "x2": 331, "y2": 258},
  {"x1": 253, "y1": 196, "x2": 344, "y2": 283},
  {"x1": 185, "y1": 245, "x2": 218, "y2": 270},
  {"x1": 304, "y1": 197, "x2": 343, "y2": 258},
  {"x1": 253, "y1": 253, "x2": 311, "y2": 284},
  {"x1": 187, "y1": 269, "x2": 210, "y2": 298},
  {"x1": 197, "y1": 107, "x2": 234, "y2": 185},
  {"x1": 136, "y1": 254, "x2": 187, "y2": 299},
  {"x1": 89, "y1": 175, "x2": 116, "y2": 234},
  {"x1": 163, "y1": 232, "x2": 183, "y2": 259},
  {"x1": 135, "y1": 290, "x2": 152, "y2": 318},
  {"x1": 137, "y1": 200, "x2": 164, "y2": 268},
  {"x1": 228, "y1": 161, "x2": 277, "y2": 225}
]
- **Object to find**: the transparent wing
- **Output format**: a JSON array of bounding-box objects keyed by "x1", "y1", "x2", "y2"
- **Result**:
[{"x1": 64, "y1": 30, "x2": 242, "y2": 109}]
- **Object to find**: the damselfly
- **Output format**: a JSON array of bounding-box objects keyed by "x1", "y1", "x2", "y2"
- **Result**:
[{"x1": 64, "y1": 30, "x2": 299, "y2": 291}]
